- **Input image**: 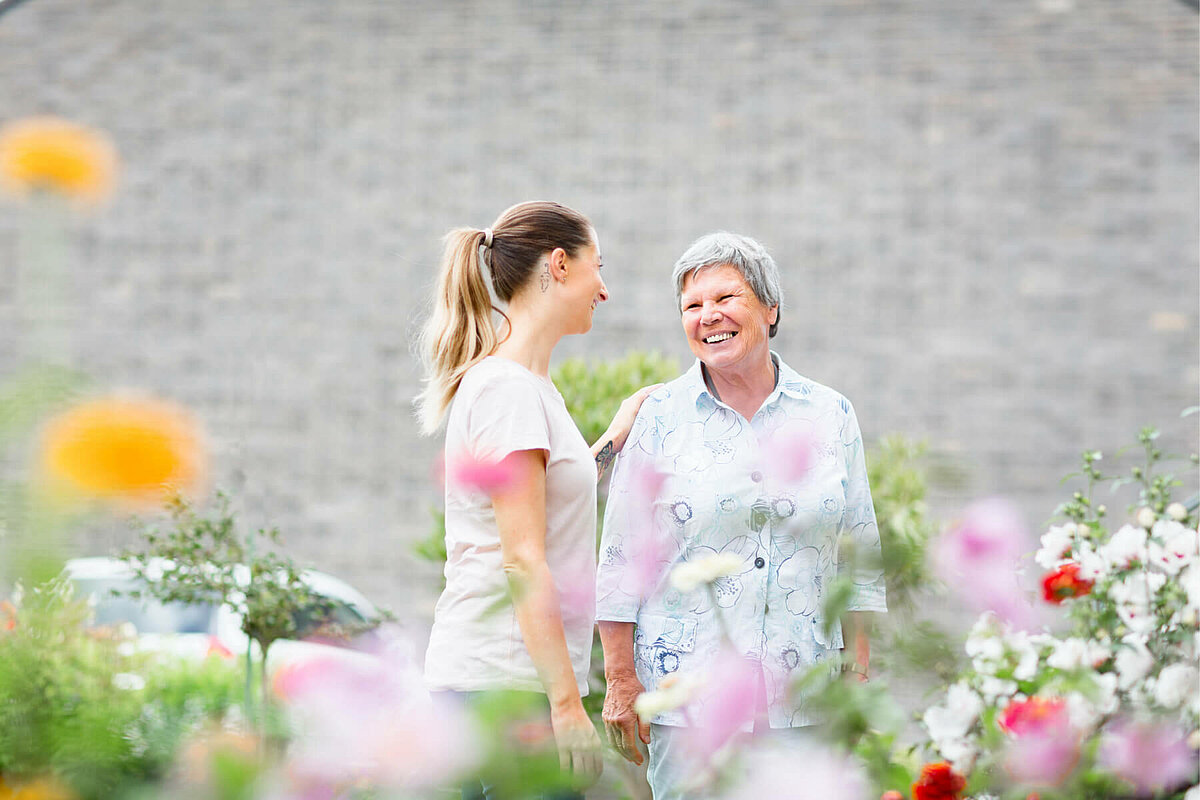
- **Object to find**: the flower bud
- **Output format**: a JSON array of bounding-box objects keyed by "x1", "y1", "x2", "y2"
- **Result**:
[
  {"x1": 1166, "y1": 503, "x2": 1188, "y2": 522},
  {"x1": 1136, "y1": 507, "x2": 1156, "y2": 529}
]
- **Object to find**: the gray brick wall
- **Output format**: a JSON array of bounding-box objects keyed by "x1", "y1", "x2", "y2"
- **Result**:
[{"x1": 1, "y1": 0, "x2": 1196, "y2": 616}]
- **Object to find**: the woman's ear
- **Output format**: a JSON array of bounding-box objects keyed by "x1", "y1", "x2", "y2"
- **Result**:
[
  {"x1": 549, "y1": 247, "x2": 569, "y2": 283},
  {"x1": 768, "y1": 305, "x2": 779, "y2": 325}
]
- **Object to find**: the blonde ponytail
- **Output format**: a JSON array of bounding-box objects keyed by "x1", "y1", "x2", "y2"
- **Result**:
[
  {"x1": 414, "y1": 201, "x2": 593, "y2": 434},
  {"x1": 415, "y1": 228, "x2": 496, "y2": 434}
]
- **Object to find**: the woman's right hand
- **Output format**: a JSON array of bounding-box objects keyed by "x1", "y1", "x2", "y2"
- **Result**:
[
  {"x1": 549, "y1": 702, "x2": 603, "y2": 786},
  {"x1": 604, "y1": 384, "x2": 662, "y2": 452}
]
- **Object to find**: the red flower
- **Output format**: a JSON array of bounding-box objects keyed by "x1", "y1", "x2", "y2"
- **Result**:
[
  {"x1": 912, "y1": 762, "x2": 967, "y2": 800},
  {"x1": 1041, "y1": 562, "x2": 1093, "y2": 604}
]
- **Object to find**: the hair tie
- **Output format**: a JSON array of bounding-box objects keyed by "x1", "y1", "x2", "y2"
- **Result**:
[{"x1": 481, "y1": 228, "x2": 494, "y2": 249}]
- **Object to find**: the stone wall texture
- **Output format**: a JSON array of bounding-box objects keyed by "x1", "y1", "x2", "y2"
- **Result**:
[{"x1": 2, "y1": 0, "x2": 1197, "y2": 615}]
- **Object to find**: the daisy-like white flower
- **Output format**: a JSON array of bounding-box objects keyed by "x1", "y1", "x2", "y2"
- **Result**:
[{"x1": 670, "y1": 552, "x2": 746, "y2": 594}]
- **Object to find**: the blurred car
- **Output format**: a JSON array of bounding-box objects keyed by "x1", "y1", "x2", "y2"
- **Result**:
[{"x1": 64, "y1": 556, "x2": 385, "y2": 670}]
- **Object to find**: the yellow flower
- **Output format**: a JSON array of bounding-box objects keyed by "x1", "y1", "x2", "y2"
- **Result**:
[
  {"x1": 0, "y1": 776, "x2": 77, "y2": 800},
  {"x1": 0, "y1": 116, "x2": 117, "y2": 205},
  {"x1": 39, "y1": 396, "x2": 207, "y2": 506}
]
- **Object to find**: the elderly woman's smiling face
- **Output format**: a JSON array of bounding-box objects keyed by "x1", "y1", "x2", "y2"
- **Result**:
[{"x1": 680, "y1": 264, "x2": 778, "y2": 374}]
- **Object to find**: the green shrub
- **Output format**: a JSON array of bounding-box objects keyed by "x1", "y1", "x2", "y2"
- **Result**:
[
  {"x1": 0, "y1": 576, "x2": 241, "y2": 799},
  {"x1": 551, "y1": 351, "x2": 680, "y2": 444}
]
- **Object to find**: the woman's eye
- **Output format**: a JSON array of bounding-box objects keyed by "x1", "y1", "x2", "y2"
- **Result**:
[{"x1": 720, "y1": 294, "x2": 734, "y2": 301}]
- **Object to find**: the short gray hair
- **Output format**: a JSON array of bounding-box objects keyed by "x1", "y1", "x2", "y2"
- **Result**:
[{"x1": 671, "y1": 232, "x2": 783, "y2": 337}]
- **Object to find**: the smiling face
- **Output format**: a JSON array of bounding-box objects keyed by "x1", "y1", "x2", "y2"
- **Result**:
[
  {"x1": 680, "y1": 263, "x2": 778, "y2": 374},
  {"x1": 562, "y1": 230, "x2": 608, "y2": 334}
]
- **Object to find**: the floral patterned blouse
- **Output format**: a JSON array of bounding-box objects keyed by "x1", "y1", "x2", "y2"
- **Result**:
[{"x1": 595, "y1": 355, "x2": 887, "y2": 728}]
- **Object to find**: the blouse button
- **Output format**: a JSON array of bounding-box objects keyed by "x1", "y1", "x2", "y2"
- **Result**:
[
  {"x1": 754, "y1": 557, "x2": 766, "y2": 569},
  {"x1": 750, "y1": 470, "x2": 763, "y2": 482}
]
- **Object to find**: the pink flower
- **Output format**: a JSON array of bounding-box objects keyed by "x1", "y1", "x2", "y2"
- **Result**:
[
  {"x1": 680, "y1": 647, "x2": 760, "y2": 763},
  {"x1": 999, "y1": 699, "x2": 1079, "y2": 787},
  {"x1": 934, "y1": 499, "x2": 1047, "y2": 630},
  {"x1": 447, "y1": 451, "x2": 518, "y2": 494},
  {"x1": 1098, "y1": 718, "x2": 1196, "y2": 796},
  {"x1": 280, "y1": 648, "x2": 481, "y2": 793},
  {"x1": 725, "y1": 738, "x2": 871, "y2": 800},
  {"x1": 760, "y1": 427, "x2": 817, "y2": 483},
  {"x1": 999, "y1": 697, "x2": 1070, "y2": 736},
  {"x1": 607, "y1": 463, "x2": 678, "y2": 602}
]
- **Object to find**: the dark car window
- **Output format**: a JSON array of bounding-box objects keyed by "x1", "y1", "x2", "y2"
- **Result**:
[
  {"x1": 291, "y1": 598, "x2": 370, "y2": 639},
  {"x1": 73, "y1": 578, "x2": 218, "y2": 635}
]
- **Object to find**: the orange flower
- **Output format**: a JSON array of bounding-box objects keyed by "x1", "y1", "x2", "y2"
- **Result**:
[
  {"x1": 0, "y1": 116, "x2": 117, "y2": 205},
  {"x1": 912, "y1": 762, "x2": 967, "y2": 800},
  {"x1": 0, "y1": 601, "x2": 15, "y2": 632},
  {"x1": 39, "y1": 396, "x2": 206, "y2": 506}
]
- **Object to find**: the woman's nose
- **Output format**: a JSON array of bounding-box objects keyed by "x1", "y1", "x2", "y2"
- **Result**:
[
  {"x1": 701, "y1": 302, "x2": 721, "y2": 323},
  {"x1": 597, "y1": 279, "x2": 609, "y2": 302}
]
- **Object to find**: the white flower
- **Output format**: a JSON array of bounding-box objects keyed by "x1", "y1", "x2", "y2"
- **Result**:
[
  {"x1": 1115, "y1": 636, "x2": 1155, "y2": 690},
  {"x1": 1047, "y1": 637, "x2": 1111, "y2": 671},
  {"x1": 112, "y1": 672, "x2": 146, "y2": 691},
  {"x1": 669, "y1": 553, "x2": 745, "y2": 593},
  {"x1": 1182, "y1": 565, "x2": 1200, "y2": 613},
  {"x1": 1148, "y1": 519, "x2": 1199, "y2": 575},
  {"x1": 1066, "y1": 690, "x2": 1101, "y2": 733},
  {"x1": 1111, "y1": 571, "x2": 1166, "y2": 635},
  {"x1": 966, "y1": 614, "x2": 1005, "y2": 674},
  {"x1": 1007, "y1": 632, "x2": 1041, "y2": 681},
  {"x1": 634, "y1": 673, "x2": 701, "y2": 720},
  {"x1": 1137, "y1": 507, "x2": 1158, "y2": 529},
  {"x1": 979, "y1": 676, "x2": 1019, "y2": 701},
  {"x1": 1075, "y1": 541, "x2": 1108, "y2": 581},
  {"x1": 1096, "y1": 672, "x2": 1120, "y2": 712},
  {"x1": 1167, "y1": 503, "x2": 1189, "y2": 522},
  {"x1": 1100, "y1": 525, "x2": 1148, "y2": 569},
  {"x1": 1185, "y1": 784, "x2": 1199, "y2": 800},
  {"x1": 939, "y1": 736, "x2": 979, "y2": 775},
  {"x1": 923, "y1": 682, "x2": 982, "y2": 743},
  {"x1": 1155, "y1": 663, "x2": 1199, "y2": 710},
  {"x1": 1036, "y1": 524, "x2": 1078, "y2": 569}
]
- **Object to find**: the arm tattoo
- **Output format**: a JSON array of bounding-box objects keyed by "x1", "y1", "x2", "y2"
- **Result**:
[
  {"x1": 595, "y1": 440, "x2": 616, "y2": 478},
  {"x1": 540, "y1": 262, "x2": 551, "y2": 292}
]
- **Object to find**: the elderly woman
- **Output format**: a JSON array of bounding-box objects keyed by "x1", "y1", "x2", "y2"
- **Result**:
[{"x1": 595, "y1": 232, "x2": 887, "y2": 798}]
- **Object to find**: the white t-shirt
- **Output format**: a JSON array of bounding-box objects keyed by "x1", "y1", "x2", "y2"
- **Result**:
[{"x1": 424, "y1": 357, "x2": 597, "y2": 695}]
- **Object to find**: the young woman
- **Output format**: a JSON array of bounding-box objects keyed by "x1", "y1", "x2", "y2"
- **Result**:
[{"x1": 416, "y1": 201, "x2": 653, "y2": 794}]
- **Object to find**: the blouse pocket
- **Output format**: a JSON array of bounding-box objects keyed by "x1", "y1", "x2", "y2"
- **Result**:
[{"x1": 634, "y1": 613, "x2": 698, "y2": 683}]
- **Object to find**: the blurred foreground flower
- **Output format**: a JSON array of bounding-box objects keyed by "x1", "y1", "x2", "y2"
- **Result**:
[
  {"x1": 670, "y1": 551, "x2": 746, "y2": 593},
  {"x1": 1097, "y1": 717, "x2": 1196, "y2": 796},
  {"x1": 678, "y1": 648, "x2": 759, "y2": 765},
  {"x1": 0, "y1": 116, "x2": 116, "y2": 205},
  {"x1": 447, "y1": 451, "x2": 518, "y2": 494},
  {"x1": 1000, "y1": 697, "x2": 1079, "y2": 786},
  {"x1": 39, "y1": 396, "x2": 207, "y2": 506},
  {"x1": 933, "y1": 498, "x2": 1045, "y2": 629},
  {"x1": 0, "y1": 776, "x2": 77, "y2": 800},
  {"x1": 722, "y1": 738, "x2": 870, "y2": 800},
  {"x1": 278, "y1": 650, "x2": 481, "y2": 793}
]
